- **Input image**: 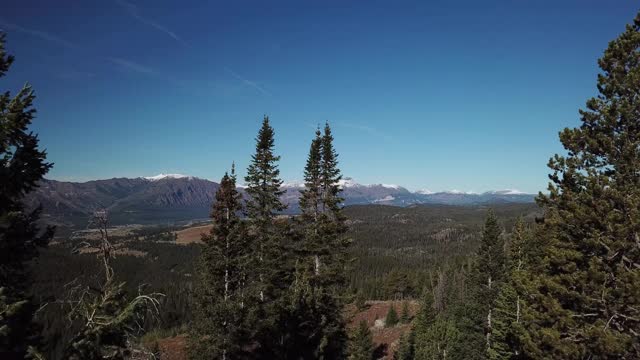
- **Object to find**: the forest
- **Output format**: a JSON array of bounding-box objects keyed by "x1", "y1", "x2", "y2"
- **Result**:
[{"x1": 2, "y1": 9, "x2": 640, "y2": 360}]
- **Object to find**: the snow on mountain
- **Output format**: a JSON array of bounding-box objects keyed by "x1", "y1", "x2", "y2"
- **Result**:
[
  {"x1": 372, "y1": 195, "x2": 396, "y2": 202},
  {"x1": 338, "y1": 177, "x2": 360, "y2": 188},
  {"x1": 282, "y1": 180, "x2": 305, "y2": 188},
  {"x1": 443, "y1": 190, "x2": 478, "y2": 195},
  {"x1": 416, "y1": 189, "x2": 434, "y2": 195},
  {"x1": 488, "y1": 189, "x2": 526, "y2": 195},
  {"x1": 144, "y1": 173, "x2": 193, "y2": 181},
  {"x1": 380, "y1": 184, "x2": 400, "y2": 189}
]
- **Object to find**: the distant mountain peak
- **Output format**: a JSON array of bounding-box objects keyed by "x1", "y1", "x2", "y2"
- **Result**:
[
  {"x1": 380, "y1": 184, "x2": 401, "y2": 190},
  {"x1": 416, "y1": 189, "x2": 434, "y2": 195},
  {"x1": 282, "y1": 180, "x2": 305, "y2": 188},
  {"x1": 144, "y1": 173, "x2": 193, "y2": 181},
  {"x1": 487, "y1": 189, "x2": 527, "y2": 195},
  {"x1": 338, "y1": 177, "x2": 360, "y2": 188},
  {"x1": 443, "y1": 189, "x2": 478, "y2": 195}
]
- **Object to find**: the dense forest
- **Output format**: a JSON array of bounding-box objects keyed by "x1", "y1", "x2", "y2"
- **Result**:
[{"x1": 2, "y1": 9, "x2": 640, "y2": 360}]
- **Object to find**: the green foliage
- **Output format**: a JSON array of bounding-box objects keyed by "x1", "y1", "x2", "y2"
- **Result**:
[
  {"x1": 450, "y1": 210, "x2": 505, "y2": 360},
  {"x1": 348, "y1": 321, "x2": 373, "y2": 360},
  {"x1": 522, "y1": 12, "x2": 640, "y2": 359},
  {"x1": 286, "y1": 122, "x2": 349, "y2": 358},
  {"x1": 244, "y1": 116, "x2": 293, "y2": 357},
  {"x1": 189, "y1": 166, "x2": 254, "y2": 359},
  {"x1": 386, "y1": 305, "x2": 399, "y2": 327},
  {"x1": 394, "y1": 332, "x2": 414, "y2": 360},
  {"x1": 415, "y1": 315, "x2": 459, "y2": 360},
  {"x1": 400, "y1": 301, "x2": 410, "y2": 324},
  {"x1": 245, "y1": 116, "x2": 286, "y2": 221},
  {"x1": 489, "y1": 218, "x2": 529, "y2": 360},
  {"x1": 0, "y1": 31, "x2": 53, "y2": 359},
  {"x1": 63, "y1": 281, "x2": 159, "y2": 360},
  {"x1": 354, "y1": 291, "x2": 367, "y2": 311}
]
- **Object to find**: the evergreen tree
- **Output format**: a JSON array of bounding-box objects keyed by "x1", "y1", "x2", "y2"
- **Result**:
[
  {"x1": 394, "y1": 332, "x2": 414, "y2": 360},
  {"x1": 348, "y1": 321, "x2": 374, "y2": 360},
  {"x1": 189, "y1": 165, "x2": 252, "y2": 359},
  {"x1": 290, "y1": 124, "x2": 348, "y2": 358},
  {"x1": 452, "y1": 210, "x2": 505, "y2": 360},
  {"x1": 413, "y1": 290, "x2": 436, "y2": 348},
  {"x1": 0, "y1": 32, "x2": 54, "y2": 360},
  {"x1": 489, "y1": 218, "x2": 528, "y2": 360},
  {"x1": 244, "y1": 116, "x2": 290, "y2": 357},
  {"x1": 415, "y1": 316, "x2": 459, "y2": 360},
  {"x1": 320, "y1": 122, "x2": 343, "y2": 216},
  {"x1": 523, "y1": 12, "x2": 640, "y2": 359},
  {"x1": 386, "y1": 305, "x2": 399, "y2": 327},
  {"x1": 355, "y1": 291, "x2": 367, "y2": 311},
  {"x1": 400, "y1": 301, "x2": 411, "y2": 324},
  {"x1": 413, "y1": 291, "x2": 459, "y2": 360}
]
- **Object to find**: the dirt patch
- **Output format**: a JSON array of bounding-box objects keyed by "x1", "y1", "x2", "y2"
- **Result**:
[
  {"x1": 154, "y1": 300, "x2": 420, "y2": 360},
  {"x1": 175, "y1": 225, "x2": 211, "y2": 244},
  {"x1": 345, "y1": 300, "x2": 419, "y2": 359},
  {"x1": 158, "y1": 335, "x2": 188, "y2": 360}
]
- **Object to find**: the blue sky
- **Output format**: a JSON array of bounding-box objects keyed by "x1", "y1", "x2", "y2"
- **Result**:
[{"x1": 1, "y1": 1, "x2": 637, "y2": 192}]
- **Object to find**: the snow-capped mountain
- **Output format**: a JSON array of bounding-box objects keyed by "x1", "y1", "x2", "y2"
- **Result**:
[
  {"x1": 29, "y1": 175, "x2": 536, "y2": 227},
  {"x1": 143, "y1": 173, "x2": 193, "y2": 181}
]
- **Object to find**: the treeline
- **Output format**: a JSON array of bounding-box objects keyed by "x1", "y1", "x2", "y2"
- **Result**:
[{"x1": 345, "y1": 204, "x2": 539, "y2": 300}]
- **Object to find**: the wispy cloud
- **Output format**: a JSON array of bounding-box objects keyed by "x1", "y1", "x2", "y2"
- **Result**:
[
  {"x1": 224, "y1": 67, "x2": 271, "y2": 96},
  {"x1": 0, "y1": 19, "x2": 76, "y2": 48},
  {"x1": 108, "y1": 57, "x2": 154, "y2": 75},
  {"x1": 115, "y1": 0, "x2": 186, "y2": 46},
  {"x1": 340, "y1": 122, "x2": 394, "y2": 141}
]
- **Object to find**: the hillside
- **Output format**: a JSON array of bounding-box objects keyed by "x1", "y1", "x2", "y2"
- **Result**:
[{"x1": 28, "y1": 176, "x2": 536, "y2": 230}]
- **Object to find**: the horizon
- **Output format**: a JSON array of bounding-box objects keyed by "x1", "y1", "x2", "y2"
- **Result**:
[
  {"x1": 44, "y1": 172, "x2": 535, "y2": 194},
  {"x1": 2, "y1": 1, "x2": 637, "y2": 193}
]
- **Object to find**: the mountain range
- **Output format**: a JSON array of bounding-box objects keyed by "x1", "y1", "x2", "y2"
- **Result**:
[{"x1": 28, "y1": 174, "x2": 536, "y2": 228}]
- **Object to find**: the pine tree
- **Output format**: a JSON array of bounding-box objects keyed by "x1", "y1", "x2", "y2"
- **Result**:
[
  {"x1": 290, "y1": 124, "x2": 348, "y2": 358},
  {"x1": 400, "y1": 301, "x2": 411, "y2": 324},
  {"x1": 523, "y1": 12, "x2": 640, "y2": 359},
  {"x1": 0, "y1": 32, "x2": 54, "y2": 360},
  {"x1": 355, "y1": 291, "x2": 367, "y2": 311},
  {"x1": 348, "y1": 321, "x2": 374, "y2": 360},
  {"x1": 415, "y1": 316, "x2": 459, "y2": 360},
  {"x1": 414, "y1": 291, "x2": 459, "y2": 360},
  {"x1": 452, "y1": 210, "x2": 505, "y2": 360},
  {"x1": 413, "y1": 290, "x2": 436, "y2": 347},
  {"x1": 320, "y1": 122, "x2": 343, "y2": 216},
  {"x1": 489, "y1": 218, "x2": 528, "y2": 360},
  {"x1": 244, "y1": 116, "x2": 290, "y2": 357},
  {"x1": 394, "y1": 332, "x2": 414, "y2": 360},
  {"x1": 386, "y1": 305, "x2": 399, "y2": 327},
  {"x1": 189, "y1": 165, "x2": 252, "y2": 359},
  {"x1": 298, "y1": 127, "x2": 324, "y2": 284}
]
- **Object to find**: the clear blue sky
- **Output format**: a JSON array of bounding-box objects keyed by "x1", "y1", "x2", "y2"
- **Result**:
[{"x1": 1, "y1": 1, "x2": 637, "y2": 192}]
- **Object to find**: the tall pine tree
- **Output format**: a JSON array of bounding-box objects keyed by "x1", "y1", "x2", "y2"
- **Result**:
[
  {"x1": 413, "y1": 289, "x2": 459, "y2": 360},
  {"x1": 489, "y1": 218, "x2": 529, "y2": 360},
  {"x1": 244, "y1": 116, "x2": 291, "y2": 357},
  {"x1": 523, "y1": 12, "x2": 640, "y2": 359},
  {"x1": 289, "y1": 123, "x2": 348, "y2": 358},
  {"x1": 0, "y1": 32, "x2": 54, "y2": 360},
  {"x1": 190, "y1": 165, "x2": 252, "y2": 359},
  {"x1": 348, "y1": 321, "x2": 374, "y2": 360},
  {"x1": 452, "y1": 210, "x2": 505, "y2": 360}
]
